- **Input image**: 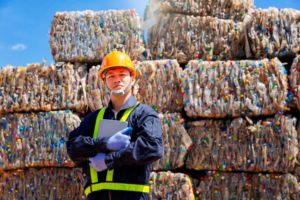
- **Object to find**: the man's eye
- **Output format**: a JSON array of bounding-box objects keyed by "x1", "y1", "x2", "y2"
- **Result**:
[{"x1": 107, "y1": 75, "x2": 115, "y2": 79}]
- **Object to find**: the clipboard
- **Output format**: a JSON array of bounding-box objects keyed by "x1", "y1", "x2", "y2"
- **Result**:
[{"x1": 98, "y1": 119, "x2": 128, "y2": 138}]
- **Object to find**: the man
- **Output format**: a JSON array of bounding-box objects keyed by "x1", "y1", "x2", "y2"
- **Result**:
[{"x1": 67, "y1": 51, "x2": 163, "y2": 200}]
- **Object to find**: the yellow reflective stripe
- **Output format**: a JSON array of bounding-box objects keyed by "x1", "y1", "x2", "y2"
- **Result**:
[
  {"x1": 90, "y1": 108, "x2": 106, "y2": 183},
  {"x1": 90, "y1": 167, "x2": 98, "y2": 184},
  {"x1": 85, "y1": 182, "x2": 150, "y2": 197},
  {"x1": 120, "y1": 102, "x2": 139, "y2": 121},
  {"x1": 106, "y1": 169, "x2": 114, "y2": 181},
  {"x1": 93, "y1": 108, "x2": 106, "y2": 139}
]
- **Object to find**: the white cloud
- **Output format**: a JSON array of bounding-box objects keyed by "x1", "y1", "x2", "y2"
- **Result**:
[{"x1": 11, "y1": 43, "x2": 27, "y2": 51}]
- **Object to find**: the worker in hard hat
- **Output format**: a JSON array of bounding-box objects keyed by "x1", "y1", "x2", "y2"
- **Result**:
[{"x1": 67, "y1": 51, "x2": 163, "y2": 200}]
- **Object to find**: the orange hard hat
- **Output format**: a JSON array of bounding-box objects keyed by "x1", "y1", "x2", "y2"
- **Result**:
[{"x1": 99, "y1": 51, "x2": 137, "y2": 80}]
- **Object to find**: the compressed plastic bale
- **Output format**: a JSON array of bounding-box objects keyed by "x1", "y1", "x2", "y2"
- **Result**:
[
  {"x1": 150, "y1": 171, "x2": 195, "y2": 200},
  {"x1": 86, "y1": 65, "x2": 109, "y2": 111},
  {"x1": 0, "y1": 168, "x2": 84, "y2": 200},
  {"x1": 135, "y1": 60, "x2": 183, "y2": 112},
  {"x1": 146, "y1": 0, "x2": 254, "y2": 21},
  {"x1": 193, "y1": 171, "x2": 299, "y2": 200},
  {"x1": 244, "y1": 8, "x2": 300, "y2": 59},
  {"x1": 50, "y1": 10, "x2": 144, "y2": 63},
  {"x1": 186, "y1": 115, "x2": 298, "y2": 172},
  {"x1": 290, "y1": 55, "x2": 300, "y2": 111},
  {"x1": 295, "y1": 122, "x2": 300, "y2": 178},
  {"x1": 0, "y1": 63, "x2": 88, "y2": 114},
  {"x1": 152, "y1": 113, "x2": 192, "y2": 170},
  {"x1": 86, "y1": 60, "x2": 183, "y2": 113},
  {"x1": 0, "y1": 111, "x2": 80, "y2": 170},
  {"x1": 148, "y1": 13, "x2": 245, "y2": 64},
  {"x1": 182, "y1": 58, "x2": 288, "y2": 118}
]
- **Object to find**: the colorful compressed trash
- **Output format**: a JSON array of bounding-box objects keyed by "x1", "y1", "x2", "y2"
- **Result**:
[
  {"x1": 193, "y1": 171, "x2": 299, "y2": 200},
  {"x1": 146, "y1": 0, "x2": 254, "y2": 21},
  {"x1": 0, "y1": 63, "x2": 88, "y2": 114},
  {"x1": 50, "y1": 10, "x2": 144, "y2": 63},
  {"x1": 148, "y1": 13, "x2": 244, "y2": 63},
  {"x1": 289, "y1": 55, "x2": 300, "y2": 111},
  {"x1": 0, "y1": 111, "x2": 80, "y2": 170},
  {"x1": 0, "y1": 168, "x2": 84, "y2": 200},
  {"x1": 186, "y1": 115, "x2": 298, "y2": 172},
  {"x1": 182, "y1": 58, "x2": 288, "y2": 118},
  {"x1": 152, "y1": 113, "x2": 192, "y2": 170},
  {"x1": 244, "y1": 8, "x2": 300, "y2": 59},
  {"x1": 150, "y1": 171, "x2": 195, "y2": 200}
]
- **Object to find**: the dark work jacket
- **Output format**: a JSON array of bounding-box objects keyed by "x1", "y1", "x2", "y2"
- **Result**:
[{"x1": 67, "y1": 95, "x2": 163, "y2": 200}]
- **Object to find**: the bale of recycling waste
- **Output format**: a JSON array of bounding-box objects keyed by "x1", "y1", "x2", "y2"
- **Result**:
[
  {"x1": 146, "y1": 0, "x2": 254, "y2": 21},
  {"x1": 50, "y1": 10, "x2": 144, "y2": 63},
  {"x1": 182, "y1": 58, "x2": 288, "y2": 118},
  {"x1": 289, "y1": 55, "x2": 300, "y2": 111},
  {"x1": 295, "y1": 122, "x2": 300, "y2": 178},
  {"x1": 86, "y1": 60, "x2": 183, "y2": 113},
  {"x1": 0, "y1": 63, "x2": 88, "y2": 114},
  {"x1": 244, "y1": 8, "x2": 300, "y2": 59},
  {"x1": 193, "y1": 171, "x2": 299, "y2": 200},
  {"x1": 86, "y1": 65, "x2": 109, "y2": 111},
  {"x1": 0, "y1": 111, "x2": 80, "y2": 170},
  {"x1": 148, "y1": 13, "x2": 244, "y2": 64},
  {"x1": 150, "y1": 171, "x2": 195, "y2": 200},
  {"x1": 186, "y1": 115, "x2": 298, "y2": 173},
  {"x1": 0, "y1": 168, "x2": 84, "y2": 200},
  {"x1": 152, "y1": 113, "x2": 192, "y2": 170},
  {"x1": 135, "y1": 60, "x2": 183, "y2": 112}
]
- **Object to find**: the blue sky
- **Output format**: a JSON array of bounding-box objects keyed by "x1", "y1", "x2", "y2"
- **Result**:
[{"x1": 0, "y1": 0, "x2": 299, "y2": 67}]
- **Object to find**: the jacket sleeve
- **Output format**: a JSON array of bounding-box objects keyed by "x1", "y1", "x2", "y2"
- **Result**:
[
  {"x1": 105, "y1": 106, "x2": 163, "y2": 169},
  {"x1": 66, "y1": 112, "x2": 109, "y2": 166}
]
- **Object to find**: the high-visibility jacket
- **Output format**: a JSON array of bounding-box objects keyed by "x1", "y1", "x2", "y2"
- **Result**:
[{"x1": 67, "y1": 96, "x2": 163, "y2": 200}]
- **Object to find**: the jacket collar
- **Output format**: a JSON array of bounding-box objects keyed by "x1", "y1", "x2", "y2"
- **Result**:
[{"x1": 107, "y1": 95, "x2": 137, "y2": 112}]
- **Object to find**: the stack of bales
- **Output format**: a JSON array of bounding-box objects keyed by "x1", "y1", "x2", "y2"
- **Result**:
[
  {"x1": 0, "y1": 63, "x2": 87, "y2": 199},
  {"x1": 146, "y1": 0, "x2": 300, "y2": 199},
  {"x1": 1, "y1": 9, "x2": 144, "y2": 199},
  {"x1": 1, "y1": 1, "x2": 300, "y2": 199},
  {"x1": 0, "y1": 9, "x2": 193, "y2": 199}
]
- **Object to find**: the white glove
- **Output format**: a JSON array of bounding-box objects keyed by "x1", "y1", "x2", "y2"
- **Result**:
[{"x1": 89, "y1": 153, "x2": 107, "y2": 172}]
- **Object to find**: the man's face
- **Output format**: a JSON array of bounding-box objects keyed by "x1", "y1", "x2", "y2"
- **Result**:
[{"x1": 104, "y1": 67, "x2": 132, "y2": 92}]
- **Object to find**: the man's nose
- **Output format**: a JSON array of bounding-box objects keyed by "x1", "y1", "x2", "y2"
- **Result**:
[{"x1": 113, "y1": 75, "x2": 122, "y2": 82}]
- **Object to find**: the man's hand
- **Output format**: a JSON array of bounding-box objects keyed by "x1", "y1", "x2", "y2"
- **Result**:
[
  {"x1": 106, "y1": 127, "x2": 132, "y2": 151},
  {"x1": 89, "y1": 153, "x2": 107, "y2": 172}
]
